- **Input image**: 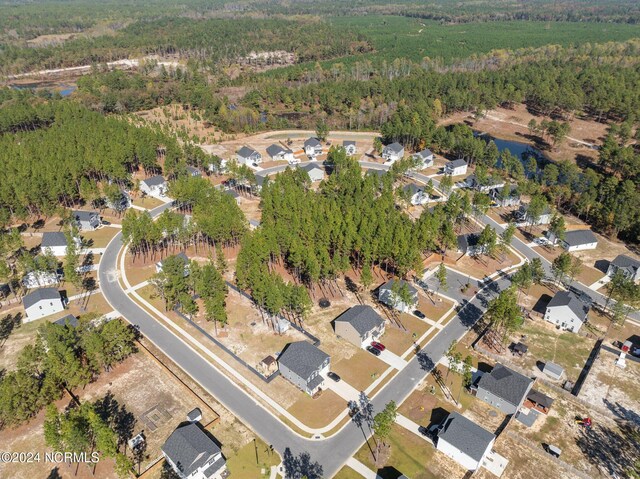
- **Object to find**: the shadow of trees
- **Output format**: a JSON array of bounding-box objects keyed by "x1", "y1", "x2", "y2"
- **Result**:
[
  {"x1": 94, "y1": 391, "x2": 136, "y2": 449},
  {"x1": 282, "y1": 448, "x2": 323, "y2": 479},
  {"x1": 0, "y1": 313, "x2": 22, "y2": 347}
]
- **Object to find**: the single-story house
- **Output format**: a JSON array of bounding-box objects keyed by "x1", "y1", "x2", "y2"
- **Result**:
[
  {"x1": 237, "y1": 146, "x2": 262, "y2": 165},
  {"x1": 464, "y1": 175, "x2": 505, "y2": 193},
  {"x1": 54, "y1": 314, "x2": 78, "y2": 328},
  {"x1": 378, "y1": 279, "x2": 418, "y2": 313},
  {"x1": 436, "y1": 411, "x2": 496, "y2": 472},
  {"x1": 224, "y1": 189, "x2": 242, "y2": 205},
  {"x1": 299, "y1": 163, "x2": 325, "y2": 182},
  {"x1": 41, "y1": 232, "x2": 81, "y2": 257},
  {"x1": 525, "y1": 389, "x2": 554, "y2": 414},
  {"x1": 334, "y1": 305, "x2": 386, "y2": 348},
  {"x1": 544, "y1": 290, "x2": 590, "y2": 333},
  {"x1": 304, "y1": 138, "x2": 323, "y2": 158},
  {"x1": 23, "y1": 288, "x2": 64, "y2": 322},
  {"x1": 444, "y1": 159, "x2": 468, "y2": 176},
  {"x1": 186, "y1": 165, "x2": 202, "y2": 177},
  {"x1": 156, "y1": 252, "x2": 190, "y2": 275},
  {"x1": 22, "y1": 270, "x2": 60, "y2": 289},
  {"x1": 382, "y1": 142, "x2": 405, "y2": 164},
  {"x1": 557, "y1": 229, "x2": 598, "y2": 252},
  {"x1": 412, "y1": 149, "x2": 434, "y2": 168},
  {"x1": 489, "y1": 185, "x2": 520, "y2": 207},
  {"x1": 476, "y1": 363, "x2": 534, "y2": 415},
  {"x1": 162, "y1": 423, "x2": 228, "y2": 479},
  {"x1": 542, "y1": 362, "x2": 564, "y2": 381},
  {"x1": 72, "y1": 210, "x2": 101, "y2": 231},
  {"x1": 140, "y1": 175, "x2": 168, "y2": 198},
  {"x1": 457, "y1": 233, "x2": 483, "y2": 257},
  {"x1": 607, "y1": 254, "x2": 640, "y2": 282},
  {"x1": 402, "y1": 183, "x2": 429, "y2": 205},
  {"x1": 278, "y1": 341, "x2": 330, "y2": 395},
  {"x1": 342, "y1": 140, "x2": 357, "y2": 156},
  {"x1": 516, "y1": 203, "x2": 552, "y2": 225},
  {"x1": 266, "y1": 144, "x2": 295, "y2": 162}
]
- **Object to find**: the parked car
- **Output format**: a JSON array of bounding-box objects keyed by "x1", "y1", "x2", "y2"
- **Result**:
[
  {"x1": 371, "y1": 341, "x2": 386, "y2": 352},
  {"x1": 366, "y1": 345, "x2": 381, "y2": 356},
  {"x1": 327, "y1": 372, "x2": 341, "y2": 382},
  {"x1": 544, "y1": 444, "x2": 562, "y2": 458},
  {"x1": 414, "y1": 310, "x2": 426, "y2": 319}
]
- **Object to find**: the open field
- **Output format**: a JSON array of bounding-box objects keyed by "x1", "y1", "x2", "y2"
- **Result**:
[
  {"x1": 81, "y1": 226, "x2": 120, "y2": 248},
  {"x1": 225, "y1": 436, "x2": 279, "y2": 479}
]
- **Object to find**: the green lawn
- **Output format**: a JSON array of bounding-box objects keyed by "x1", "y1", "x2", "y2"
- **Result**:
[
  {"x1": 226, "y1": 437, "x2": 279, "y2": 479},
  {"x1": 334, "y1": 466, "x2": 363, "y2": 479}
]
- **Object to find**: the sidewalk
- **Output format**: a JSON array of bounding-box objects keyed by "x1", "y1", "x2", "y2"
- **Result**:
[
  {"x1": 346, "y1": 458, "x2": 379, "y2": 479},
  {"x1": 394, "y1": 413, "x2": 434, "y2": 446}
]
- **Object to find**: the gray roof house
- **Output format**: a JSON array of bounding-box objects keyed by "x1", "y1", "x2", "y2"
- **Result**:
[
  {"x1": 444, "y1": 159, "x2": 468, "y2": 176},
  {"x1": 237, "y1": 146, "x2": 262, "y2": 165},
  {"x1": 489, "y1": 184, "x2": 520, "y2": 207},
  {"x1": 304, "y1": 137, "x2": 323, "y2": 158},
  {"x1": 266, "y1": 144, "x2": 294, "y2": 162},
  {"x1": 464, "y1": 174, "x2": 505, "y2": 193},
  {"x1": 54, "y1": 314, "x2": 79, "y2": 328},
  {"x1": 186, "y1": 165, "x2": 202, "y2": 177},
  {"x1": 162, "y1": 423, "x2": 228, "y2": 479},
  {"x1": 299, "y1": 163, "x2": 325, "y2": 182},
  {"x1": 342, "y1": 140, "x2": 357, "y2": 155},
  {"x1": 544, "y1": 290, "x2": 590, "y2": 333},
  {"x1": 41, "y1": 231, "x2": 81, "y2": 256},
  {"x1": 412, "y1": 149, "x2": 434, "y2": 168},
  {"x1": 457, "y1": 233, "x2": 483, "y2": 257},
  {"x1": 607, "y1": 254, "x2": 640, "y2": 282},
  {"x1": 382, "y1": 142, "x2": 405, "y2": 164},
  {"x1": 476, "y1": 363, "x2": 534, "y2": 415},
  {"x1": 437, "y1": 411, "x2": 496, "y2": 471},
  {"x1": 516, "y1": 203, "x2": 552, "y2": 225},
  {"x1": 378, "y1": 279, "x2": 418, "y2": 313},
  {"x1": 334, "y1": 305, "x2": 385, "y2": 348},
  {"x1": 558, "y1": 230, "x2": 598, "y2": 252},
  {"x1": 140, "y1": 175, "x2": 168, "y2": 198},
  {"x1": 23, "y1": 287, "x2": 64, "y2": 322},
  {"x1": 72, "y1": 210, "x2": 101, "y2": 231},
  {"x1": 402, "y1": 183, "x2": 429, "y2": 205},
  {"x1": 278, "y1": 341, "x2": 330, "y2": 395}
]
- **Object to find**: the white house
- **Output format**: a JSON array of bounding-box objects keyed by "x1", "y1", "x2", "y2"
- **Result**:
[
  {"x1": 278, "y1": 341, "x2": 330, "y2": 395},
  {"x1": 382, "y1": 142, "x2": 405, "y2": 164},
  {"x1": 342, "y1": 140, "x2": 357, "y2": 156},
  {"x1": 186, "y1": 165, "x2": 201, "y2": 177},
  {"x1": 266, "y1": 144, "x2": 296, "y2": 163},
  {"x1": 545, "y1": 290, "x2": 590, "y2": 333},
  {"x1": 23, "y1": 288, "x2": 64, "y2": 322},
  {"x1": 516, "y1": 203, "x2": 552, "y2": 225},
  {"x1": 412, "y1": 149, "x2": 434, "y2": 168},
  {"x1": 71, "y1": 210, "x2": 101, "y2": 231},
  {"x1": 557, "y1": 230, "x2": 598, "y2": 252},
  {"x1": 140, "y1": 175, "x2": 168, "y2": 198},
  {"x1": 437, "y1": 412, "x2": 496, "y2": 471},
  {"x1": 299, "y1": 163, "x2": 325, "y2": 182},
  {"x1": 444, "y1": 159, "x2": 468, "y2": 176},
  {"x1": 41, "y1": 232, "x2": 81, "y2": 257},
  {"x1": 607, "y1": 254, "x2": 640, "y2": 282},
  {"x1": 304, "y1": 138, "x2": 323, "y2": 159},
  {"x1": 162, "y1": 423, "x2": 228, "y2": 479},
  {"x1": 402, "y1": 183, "x2": 429, "y2": 205},
  {"x1": 208, "y1": 158, "x2": 228, "y2": 175},
  {"x1": 378, "y1": 279, "x2": 418, "y2": 312},
  {"x1": 464, "y1": 175, "x2": 505, "y2": 193},
  {"x1": 237, "y1": 146, "x2": 262, "y2": 165},
  {"x1": 22, "y1": 270, "x2": 61, "y2": 289},
  {"x1": 489, "y1": 185, "x2": 520, "y2": 207}
]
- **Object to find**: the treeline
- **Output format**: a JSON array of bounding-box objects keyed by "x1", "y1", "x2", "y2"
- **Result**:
[{"x1": 0, "y1": 317, "x2": 137, "y2": 428}]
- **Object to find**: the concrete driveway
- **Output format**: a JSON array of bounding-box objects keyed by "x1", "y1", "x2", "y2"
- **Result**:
[
  {"x1": 325, "y1": 377, "x2": 361, "y2": 403},
  {"x1": 376, "y1": 348, "x2": 408, "y2": 370}
]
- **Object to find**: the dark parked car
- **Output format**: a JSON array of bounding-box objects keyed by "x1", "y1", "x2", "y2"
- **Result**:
[
  {"x1": 366, "y1": 345, "x2": 381, "y2": 356},
  {"x1": 327, "y1": 372, "x2": 341, "y2": 382},
  {"x1": 371, "y1": 341, "x2": 386, "y2": 352},
  {"x1": 414, "y1": 310, "x2": 426, "y2": 319}
]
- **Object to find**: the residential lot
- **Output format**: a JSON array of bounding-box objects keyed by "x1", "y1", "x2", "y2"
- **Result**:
[{"x1": 81, "y1": 225, "x2": 120, "y2": 248}]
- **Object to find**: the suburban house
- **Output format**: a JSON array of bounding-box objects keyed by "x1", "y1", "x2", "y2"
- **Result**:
[
  {"x1": 304, "y1": 138, "x2": 323, "y2": 158},
  {"x1": 23, "y1": 287, "x2": 64, "y2": 322},
  {"x1": 156, "y1": 252, "x2": 190, "y2": 275},
  {"x1": 237, "y1": 146, "x2": 262, "y2": 165},
  {"x1": 544, "y1": 290, "x2": 590, "y2": 333},
  {"x1": 516, "y1": 203, "x2": 552, "y2": 225},
  {"x1": 378, "y1": 279, "x2": 418, "y2": 313},
  {"x1": 277, "y1": 341, "x2": 330, "y2": 395},
  {"x1": 401, "y1": 183, "x2": 429, "y2": 205},
  {"x1": 106, "y1": 190, "x2": 131, "y2": 211},
  {"x1": 54, "y1": 314, "x2": 79, "y2": 328},
  {"x1": 72, "y1": 210, "x2": 101, "y2": 231},
  {"x1": 41, "y1": 232, "x2": 81, "y2": 257},
  {"x1": 299, "y1": 163, "x2": 325, "y2": 182},
  {"x1": 253, "y1": 173, "x2": 268, "y2": 193},
  {"x1": 334, "y1": 305, "x2": 386, "y2": 348},
  {"x1": 186, "y1": 165, "x2": 202, "y2": 177},
  {"x1": 162, "y1": 423, "x2": 228, "y2": 479},
  {"x1": 208, "y1": 159, "x2": 228, "y2": 175},
  {"x1": 457, "y1": 233, "x2": 483, "y2": 257},
  {"x1": 266, "y1": 144, "x2": 295, "y2": 162},
  {"x1": 489, "y1": 185, "x2": 520, "y2": 207},
  {"x1": 436, "y1": 411, "x2": 496, "y2": 472},
  {"x1": 412, "y1": 149, "x2": 434, "y2": 168},
  {"x1": 556, "y1": 229, "x2": 598, "y2": 252},
  {"x1": 607, "y1": 254, "x2": 640, "y2": 282},
  {"x1": 476, "y1": 363, "x2": 534, "y2": 415},
  {"x1": 464, "y1": 175, "x2": 505, "y2": 193},
  {"x1": 22, "y1": 270, "x2": 60, "y2": 289},
  {"x1": 382, "y1": 142, "x2": 405, "y2": 164},
  {"x1": 140, "y1": 175, "x2": 168, "y2": 198},
  {"x1": 342, "y1": 140, "x2": 357, "y2": 156},
  {"x1": 224, "y1": 189, "x2": 242, "y2": 205},
  {"x1": 444, "y1": 159, "x2": 468, "y2": 176}
]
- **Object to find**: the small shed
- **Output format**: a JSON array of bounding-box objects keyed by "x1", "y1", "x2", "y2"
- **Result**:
[
  {"x1": 260, "y1": 355, "x2": 277, "y2": 375},
  {"x1": 511, "y1": 342, "x2": 528, "y2": 356},
  {"x1": 543, "y1": 362, "x2": 564, "y2": 380},
  {"x1": 525, "y1": 389, "x2": 554, "y2": 414},
  {"x1": 187, "y1": 408, "x2": 202, "y2": 422}
]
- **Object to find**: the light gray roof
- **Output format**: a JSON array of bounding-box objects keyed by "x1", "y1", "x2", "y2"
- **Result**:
[
  {"x1": 41, "y1": 231, "x2": 67, "y2": 248},
  {"x1": 447, "y1": 159, "x2": 467, "y2": 168},
  {"x1": 335, "y1": 305, "x2": 384, "y2": 338},
  {"x1": 249, "y1": 219, "x2": 261, "y2": 227},
  {"x1": 23, "y1": 287, "x2": 60, "y2": 309},
  {"x1": 304, "y1": 137, "x2": 322, "y2": 148},
  {"x1": 72, "y1": 210, "x2": 98, "y2": 222},
  {"x1": 186, "y1": 165, "x2": 200, "y2": 175},
  {"x1": 438, "y1": 412, "x2": 495, "y2": 462},
  {"x1": 611, "y1": 254, "x2": 640, "y2": 273},
  {"x1": 54, "y1": 314, "x2": 78, "y2": 328},
  {"x1": 266, "y1": 144, "x2": 289, "y2": 157},
  {"x1": 162, "y1": 423, "x2": 223, "y2": 478},
  {"x1": 237, "y1": 146, "x2": 259, "y2": 158},
  {"x1": 342, "y1": 140, "x2": 356, "y2": 147},
  {"x1": 477, "y1": 363, "x2": 533, "y2": 407},
  {"x1": 562, "y1": 229, "x2": 597, "y2": 247},
  {"x1": 414, "y1": 148, "x2": 433, "y2": 159},
  {"x1": 380, "y1": 279, "x2": 418, "y2": 297},
  {"x1": 300, "y1": 163, "x2": 324, "y2": 174},
  {"x1": 142, "y1": 175, "x2": 166, "y2": 187},
  {"x1": 384, "y1": 142, "x2": 404, "y2": 154},
  {"x1": 543, "y1": 362, "x2": 564, "y2": 377},
  {"x1": 547, "y1": 290, "x2": 590, "y2": 319},
  {"x1": 278, "y1": 341, "x2": 329, "y2": 380}
]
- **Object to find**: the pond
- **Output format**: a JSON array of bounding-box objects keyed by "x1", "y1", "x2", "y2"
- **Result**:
[
  {"x1": 10, "y1": 82, "x2": 77, "y2": 97},
  {"x1": 476, "y1": 131, "x2": 548, "y2": 165}
]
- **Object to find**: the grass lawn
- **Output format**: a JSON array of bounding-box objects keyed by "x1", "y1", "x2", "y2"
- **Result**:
[
  {"x1": 333, "y1": 349, "x2": 388, "y2": 391},
  {"x1": 384, "y1": 314, "x2": 429, "y2": 356},
  {"x1": 287, "y1": 389, "x2": 345, "y2": 429},
  {"x1": 131, "y1": 195, "x2": 164, "y2": 209},
  {"x1": 137, "y1": 284, "x2": 168, "y2": 312},
  {"x1": 226, "y1": 437, "x2": 278, "y2": 479},
  {"x1": 416, "y1": 294, "x2": 454, "y2": 322},
  {"x1": 333, "y1": 466, "x2": 363, "y2": 479},
  {"x1": 81, "y1": 226, "x2": 120, "y2": 248}
]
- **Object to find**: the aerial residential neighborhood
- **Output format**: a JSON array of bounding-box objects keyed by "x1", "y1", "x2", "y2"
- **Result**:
[{"x1": 1, "y1": 2, "x2": 640, "y2": 479}]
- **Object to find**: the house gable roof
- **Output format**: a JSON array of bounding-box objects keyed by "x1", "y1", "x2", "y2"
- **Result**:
[
  {"x1": 41, "y1": 232, "x2": 68, "y2": 248},
  {"x1": 384, "y1": 142, "x2": 404, "y2": 154},
  {"x1": 414, "y1": 148, "x2": 433, "y2": 159},
  {"x1": 72, "y1": 210, "x2": 98, "y2": 222},
  {"x1": 438, "y1": 412, "x2": 495, "y2": 462},
  {"x1": 379, "y1": 279, "x2": 418, "y2": 297},
  {"x1": 54, "y1": 314, "x2": 78, "y2": 328},
  {"x1": 158, "y1": 252, "x2": 189, "y2": 268},
  {"x1": 547, "y1": 290, "x2": 590, "y2": 320},
  {"x1": 447, "y1": 159, "x2": 467, "y2": 168},
  {"x1": 237, "y1": 146, "x2": 260, "y2": 158},
  {"x1": 304, "y1": 137, "x2": 322, "y2": 148},
  {"x1": 477, "y1": 363, "x2": 533, "y2": 407},
  {"x1": 278, "y1": 341, "x2": 329, "y2": 380},
  {"x1": 402, "y1": 183, "x2": 423, "y2": 196},
  {"x1": 23, "y1": 287, "x2": 60, "y2": 310},
  {"x1": 342, "y1": 140, "x2": 356, "y2": 148},
  {"x1": 562, "y1": 229, "x2": 597, "y2": 247},
  {"x1": 142, "y1": 175, "x2": 166, "y2": 187},
  {"x1": 335, "y1": 305, "x2": 384, "y2": 338},
  {"x1": 611, "y1": 254, "x2": 640, "y2": 274},
  {"x1": 457, "y1": 233, "x2": 479, "y2": 252},
  {"x1": 300, "y1": 163, "x2": 324, "y2": 174},
  {"x1": 162, "y1": 423, "x2": 222, "y2": 477},
  {"x1": 266, "y1": 144, "x2": 288, "y2": 157}
]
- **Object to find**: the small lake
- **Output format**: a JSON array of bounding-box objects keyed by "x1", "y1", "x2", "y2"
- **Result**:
[
  {"x1": 476, "y1": 131, "x2": 547, "y2": 164},
  {"x1": 10, "y1": 82, "x2": 77, "y2": 97}
]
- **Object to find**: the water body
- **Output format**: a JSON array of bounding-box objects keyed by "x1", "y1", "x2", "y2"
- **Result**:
[
  {"x1": 476, "y1": 131, "x2": 549, "y2": 171},
  {"x1": 10, "y1": 82, "x2": 77, "y2": 97}
]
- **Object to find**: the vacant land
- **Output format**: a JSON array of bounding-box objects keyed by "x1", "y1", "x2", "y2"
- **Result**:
[{"x1": 287, "y1": 389, "x2": 345, "y2": 429}]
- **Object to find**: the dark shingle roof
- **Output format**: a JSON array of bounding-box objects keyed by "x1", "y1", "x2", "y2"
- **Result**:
[
  {"x1": 438, "y1": 412, "x2": 495, "y2": 462},
  {"x1": 447, "y1": 159, "x2": 467, "y2": 168},
  {"x1": 162, "y1": 423, "x2": 222, "y2": 478},
  {"x1": 563, "y1": 230, "x2": 597, "y2": 247},
  {"x1": 335, "y1": 305, "x2": 384, "y2": 338},
  {"x1": 304, "y1": 137, "x2": 322, "y2": 148},
  {"x1": 414, "y1": 148, "x2": 433, "y2": 159},
  {"x1": 477, "y1": 363, "x2": 533, "y2": 407},
  {"x1": 72, "y1": 210, "x2": 98, "y2": 222},
  {"x1": 142, "y1": 175, "x2": 166, "y2": 187},
  {"x1": 54, "y1": 314, "x2": 78, "y2": 328},
  {"x1": 343, "y1": 140, "x2": 356, "y2": 148},
  {"x1": 547, "y1": 290, "x2": 590, "y2": 319},
  {"x1": 457, "y1": 233, "x2": 479, "y2": 252},
  {"x1": 41, "y1": 232, "x2": 67, "y2": 248},
  {"x1": 380, "y1": 278, "x2": 418, "y2": 297},
  {"x1": 384, "y1": 142, "x2": 404, "y2": 154},
  {"x1": 237, "y1": 146, "x2": 259, "y2": 158},
  {"x1": 266, "y1": 144, "x2": 288, "y2": 157},
  {"x1": 23, "y1": 287, "x2": 60, "y2": 310},
  {"x1": 527, "y1": 389, "x2": 554, "y2": 409},
  {"x1": 278, "y1": 341, "x2": 329, "y2": 380},
  {"x1": 403, "y1": 183, "x2": 423, "y2": 195},
  {"x1": 611, "y1": 254, "x2": 640, "y2": 272}
]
